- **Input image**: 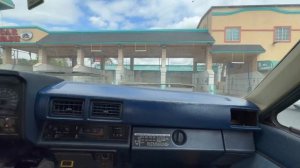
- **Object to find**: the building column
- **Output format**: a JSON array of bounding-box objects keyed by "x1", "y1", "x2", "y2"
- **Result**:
[
  {"x1": 76, "y1": 47, "x2": 84, "y2": 66},
  {"x1": 205, "y1": 47, "x2": 215, "y2": 94},
  {"x1": 193, "y1": 57, "x2": 201, "y2": 73},
  {"x1": 37, "y1": 47, "x2": 48, "y2": 64},
  {"x1": 115, "y1": 47, "x2": 124, "y2": 84},
  {"x1": 100, "y1": 57, "x2": 105, "y2": 70},
  {"x1": 160, "y1": 47, "x2": 167, "y2": 88},
  {"x1": 193, "y1": 59, "x2": 197, "y2": 72},
  {"x1": 73, "y1": 47, "x2": 99, "y2": 74},
  {"x1": 192, "y1": 57, "x2": 200, "y2": 91},
  {"x1": 71, "y1": 57, "x2": 77, "y2": 67},
  {"x1": 130, "y1": 57, "x2": 134, "y2": 71},
  {"x1": 129, "y1": 57, "x2": 135, "y2": 82},
  {"x1": 249, "y1": 56, "x2": 258, "y2": 72},
  {"x1": 2, "y1": 47, "x2": 12, "y2": 64}
]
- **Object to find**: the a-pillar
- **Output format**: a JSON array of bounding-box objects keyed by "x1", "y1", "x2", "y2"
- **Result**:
[
  {"x1": 2, "y1": 47, "x2": 12, "y2": 64},
  {"x1": 115, "y1": 47, "x2": 124, "y2": 84},
  {"x1": 160, "y1": 46, "x2": 167, "y2": 89}
]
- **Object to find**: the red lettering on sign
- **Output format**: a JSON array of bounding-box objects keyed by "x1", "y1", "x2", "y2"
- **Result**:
[
  {"x1": 0, "y1": 30, "x2": 5, "y2": 35},
  {"x1": 0, "y1": 29, "x2": 21, "y2": 42},
  {"x1": 15, "y1": 36, "x2": 20, "y2": 42},
  {"x1": 11, "y1": 29, "x2": 17, "y2": 35}
]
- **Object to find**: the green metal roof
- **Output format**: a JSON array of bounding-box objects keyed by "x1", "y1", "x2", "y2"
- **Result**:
[
  {"x1": 0, "y1": 0, "x2": 14, "y2": 10},
  {"x1": 0, "y1": 26, "x2": 214, "y2": 45},
  {"x1": 37, "y1": 29, "x2": 214, "y2": 45}
]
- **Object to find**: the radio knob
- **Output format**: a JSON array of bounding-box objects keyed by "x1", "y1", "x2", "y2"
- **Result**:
[{"x1": 172, "y1": 130, "x2": 186, "y2": 145}]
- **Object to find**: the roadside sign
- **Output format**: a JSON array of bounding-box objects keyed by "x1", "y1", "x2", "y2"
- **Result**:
[{"x1": 27, "y1": 0, "x2": 44, "y2": 10}]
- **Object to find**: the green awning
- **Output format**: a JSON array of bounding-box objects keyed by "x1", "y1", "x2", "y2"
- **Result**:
[
  {"x1": 211, "y1": 45, "x2": 265, "y2": 54},
  {"x1": 0, "y1": 0, "x2": 15, "y2": 10}
]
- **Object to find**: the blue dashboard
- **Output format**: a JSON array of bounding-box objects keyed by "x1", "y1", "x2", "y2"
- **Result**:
[{"x1": 0, "y1": 70, "x2": 260, "y2": 168}]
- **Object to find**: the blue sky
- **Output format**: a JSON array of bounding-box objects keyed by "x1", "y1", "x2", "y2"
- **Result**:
[{"x1": 1, "y1": 0, "x2": 300, "y2": 31}]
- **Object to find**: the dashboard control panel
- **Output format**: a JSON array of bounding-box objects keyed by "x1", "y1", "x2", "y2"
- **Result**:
[
  {"x1": 0, "y1": 76, "x2": 24, "y2": 137},
  {"x1": 42, "y1": 122, "x2": 129, "y2": 142},
  {"x1": 133, "y1": 133, "x2": 171, "y2": 147}
]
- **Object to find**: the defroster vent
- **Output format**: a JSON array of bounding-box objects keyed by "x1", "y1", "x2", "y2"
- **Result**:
[
  {"x1": 51, "y1": 98, "x2": 84, "y2": 117},
  {"x1": 91, "y1": 100, "x2": 122, "y2": 119}
]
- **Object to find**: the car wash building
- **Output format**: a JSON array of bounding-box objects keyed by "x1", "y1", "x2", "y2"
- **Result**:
[{"x1": 0, "y1": 26, "x2": 263, "y2": 95}]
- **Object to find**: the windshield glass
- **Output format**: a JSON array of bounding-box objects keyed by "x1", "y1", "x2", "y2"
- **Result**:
[{"x1": 0, "y1": 0, "x2": 299, "y2": 97}]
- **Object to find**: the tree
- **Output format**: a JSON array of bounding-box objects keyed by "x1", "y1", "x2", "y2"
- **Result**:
[
  {"x1": 17, "y1": 58, "x2": 37, "y2": 66},
  {"x1": 49, "y1": 58, "x2": 69, "y2": 67}
]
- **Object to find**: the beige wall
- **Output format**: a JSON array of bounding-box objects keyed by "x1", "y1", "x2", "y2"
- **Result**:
[
  {"x1": 205, "y1": 7, "x2": 300, "y2": 61},
  {"x1": 199, "y1": 13, "x2": 212, "y2": 31}
]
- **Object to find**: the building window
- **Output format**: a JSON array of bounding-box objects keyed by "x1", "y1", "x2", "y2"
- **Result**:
[
  {"x1": 225, "y1": 27, "x2": 240, "y2": 42},
  {"x1": 274, "y1": 27, "x2": 291, "y2": 42}
]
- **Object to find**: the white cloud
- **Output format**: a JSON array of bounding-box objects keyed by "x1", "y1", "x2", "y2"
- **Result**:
[
  {"x1": 48, "y1": 26, "x2": 71, "y2": 31},
  {"x1": 0, "y1": 0, "x2": 300, "y2": 30},
  {"x1": 1, "y1": 0, "x2": 83, "y2": 25},
  {"x1": 0, "y1": 20, "x2": 18, "y2": 26},
  {"x1": 85, "y1": 0, "x2": 300, "y2": 29},
  {"x1": 152, "y1": 16, "x2": 201, "y2": 29},
  {"x1": 89, "y1": 16, "x2": 107, "y2": 28}
]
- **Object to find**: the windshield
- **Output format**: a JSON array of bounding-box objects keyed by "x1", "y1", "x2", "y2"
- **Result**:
[{"x1": 0, "y1": 0, "x2": 299, "y2": 97}]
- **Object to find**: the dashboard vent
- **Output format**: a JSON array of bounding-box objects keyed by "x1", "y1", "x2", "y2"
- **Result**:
[
  {"x1": 51, "y1": 98, "x2": 84, "y2": 117},
  {"x1": 91, "y1": 100, "x2": 122, "y2": 119},
  {"x1": 231, "y1": 108, "x2": 257, "y2": 126}
]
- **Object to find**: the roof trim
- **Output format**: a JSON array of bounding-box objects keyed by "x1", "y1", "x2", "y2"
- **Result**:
[
  {"x1": 0, "y1": 42, "x2": 36, "y2": 45},
  {"x1": 212, "y1": 7, "x2": 300, "y2": 16},
  {"x1": 49, "y1": 29, "x2": 209, "y2": 34},
  {"x1": 0, "y1": 41, "x2": 215, "y2": 46},
  {"x1": 37, "y1": 40, "x2": 214, "y2": 45},
  {"x1": 0, "y1": 26, "x2": 48, "y2": 32}
]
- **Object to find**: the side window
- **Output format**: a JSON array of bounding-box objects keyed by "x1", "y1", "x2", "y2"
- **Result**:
[
  {"x1": 225, "y1": 27, "x2": 240, "y2": 42},
  {"x1": 277, "y1": 100, "x2": 300, "y2": 130},
  {"x1": 274, "y1": 26, "x2": 291, "y2": 42}
]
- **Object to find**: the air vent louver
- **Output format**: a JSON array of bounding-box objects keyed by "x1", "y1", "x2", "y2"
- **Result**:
[
  {"x1": 51, "y1": 98, "x2": 84, "y2": 117},
  {"x1": 91, "y1": 100, "x2": 122, "y2": 119}
]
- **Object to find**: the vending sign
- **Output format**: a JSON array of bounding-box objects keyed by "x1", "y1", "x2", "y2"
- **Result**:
[{"x1": 0, "y1": 29, "x2": 21, "y2": 42}]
